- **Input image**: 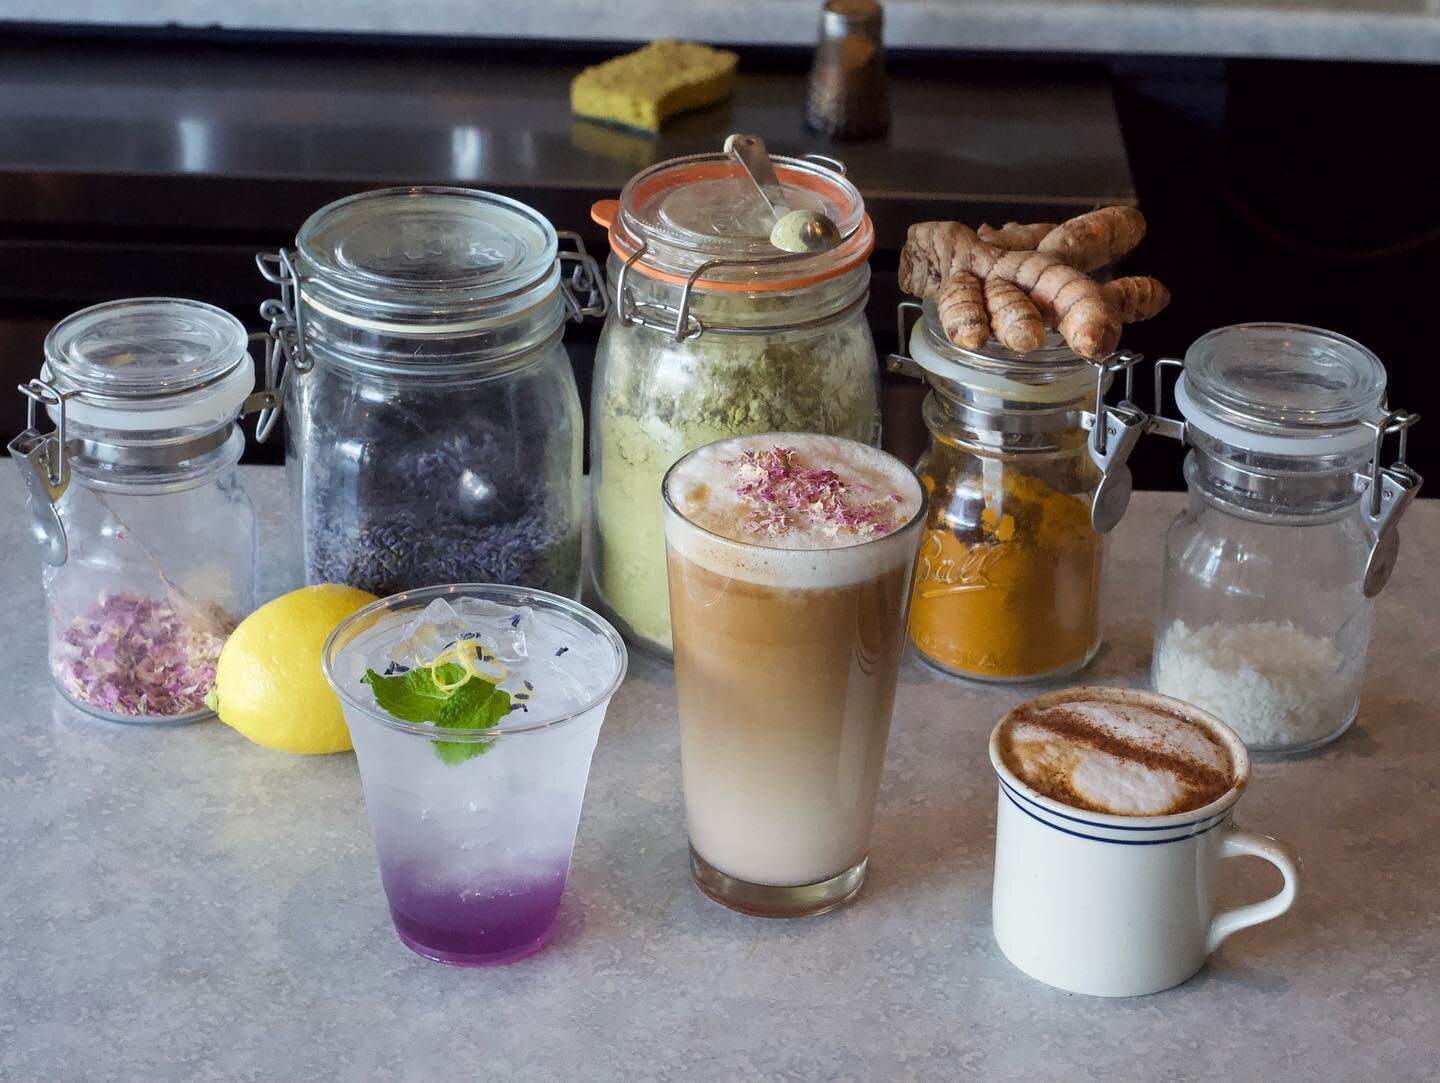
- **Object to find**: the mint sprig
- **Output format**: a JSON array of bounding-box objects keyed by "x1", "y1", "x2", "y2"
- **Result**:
[{"x1": 362, "y1": 662, "x2": 511, "y2": 765}]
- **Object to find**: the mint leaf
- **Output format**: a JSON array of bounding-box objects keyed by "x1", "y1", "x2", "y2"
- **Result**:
[
  {"x1": 362, "y1": 663, "x2": 511, "y2": 766},
  {"x1": 431, "y1": 678, "x2": 511, "y2": 765},
  {"x1": 361, "y1": 663, "x2": 468, "y2": 723}
]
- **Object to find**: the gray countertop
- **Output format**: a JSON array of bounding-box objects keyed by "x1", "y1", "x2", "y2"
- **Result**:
[
  {"x1": 6, "y1": 0, "x2": 1440, "y2": 63},
  {"x1": 3, "y1": 466, "x2": 1438, "y2": 1081}
]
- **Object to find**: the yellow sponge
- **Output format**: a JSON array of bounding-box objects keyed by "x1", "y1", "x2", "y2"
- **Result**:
[{"x1": 571, "y1": 41, "x2": 739, "y2": 133}]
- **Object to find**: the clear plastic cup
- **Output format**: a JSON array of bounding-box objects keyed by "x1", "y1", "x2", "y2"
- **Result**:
[{"x1": 323, "y1": 584, "x2": 627, "y2": 966}]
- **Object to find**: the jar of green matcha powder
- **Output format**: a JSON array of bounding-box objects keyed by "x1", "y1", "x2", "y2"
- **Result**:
[{"x1": 589, "y1": 149, "x2": 880, "y2": 657}]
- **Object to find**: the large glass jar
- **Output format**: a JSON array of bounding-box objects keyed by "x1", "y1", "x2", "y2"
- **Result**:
[
  {"x1": 589, "y1": 151, "x2": 880, "y2": 657},
  {"x1": 1150, "y1": 323, "x2": 1422, "y2": 754},
  {"x1": 895, "y1": 304, "x2": 1145, "y2": 682},
  {"x1": 8, "y1": 299, "x2": 259, "y2": 724},
  {"x1": 259, "y1": 187, "x2": 602, "y2": 599}
]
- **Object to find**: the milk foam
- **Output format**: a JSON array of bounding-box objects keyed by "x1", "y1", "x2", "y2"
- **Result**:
[
  {"x1": 663, "y1": 433, "x2": 925, "y2": 589},
  {"x1": 1001, "y1": 697, "x2": 1234, "y2": 817}
]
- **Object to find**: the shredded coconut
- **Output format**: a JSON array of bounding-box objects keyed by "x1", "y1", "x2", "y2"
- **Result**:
[{"x1": 1152, "y1": 619, "x2": 1361, "y2": 751}]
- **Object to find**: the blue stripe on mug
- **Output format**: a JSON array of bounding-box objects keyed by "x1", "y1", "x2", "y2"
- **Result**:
[
  {"x1": 998, "y1": 780, "x2": 1226, "y2": 845},
  {"x1": 1000, "y1": 790, "x2": 1225, "y2": 846}
]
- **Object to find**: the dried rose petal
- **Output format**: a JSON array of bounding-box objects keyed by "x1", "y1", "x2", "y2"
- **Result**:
[
  {"x1": 731, "y1": 447, "x2": 902, "y2": 540},
  {"x1": 52, "y1": 593, "x2": 236, "y2": 718}
]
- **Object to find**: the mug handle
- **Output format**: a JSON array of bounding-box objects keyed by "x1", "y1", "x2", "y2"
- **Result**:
[{"x1": 1206, "y1": 825, "x2": 1300, "y2": 953}]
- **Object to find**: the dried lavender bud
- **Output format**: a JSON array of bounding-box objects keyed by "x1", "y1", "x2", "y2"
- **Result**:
[{"x1": 302, "y1": 425, "x2": 579, "y2": 598}]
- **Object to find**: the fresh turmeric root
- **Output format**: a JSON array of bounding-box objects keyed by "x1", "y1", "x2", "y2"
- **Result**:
[
  {"x1": 1038, "y1": 206, "x2": 1146, "y2": 272},
  {"x1": 898, "y1": 207, "x2": 1167, "y2": 360},
  {"x1": 979, "y1": 221, "x2": 1057, "y2": 251},
  {"x1": 988, "y1": 248, "x2": 1121, "y2": 359},
  {"x1": 937, "y1": 272, "x2": 989, "y2": 350},
  {"x1": 983, "y1": 276, "x2": 1046, "y2": 353},
  {"x1": 1103, "y1": 276, "x2": 1170, "y2": 322}
]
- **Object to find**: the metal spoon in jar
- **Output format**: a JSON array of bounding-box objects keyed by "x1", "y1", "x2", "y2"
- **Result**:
[{"x1": 723, "y1": 133, "x2": 843, "y2": 254}]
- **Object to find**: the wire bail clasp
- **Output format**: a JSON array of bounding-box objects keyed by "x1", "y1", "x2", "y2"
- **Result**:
[
  {"x1": 1358, "y1": 409, "x2": 1423, "y2": 597},
  {"x1": 8, "y1": 378, "x2": 79, "y2": 566},
  {"x1": 254, "y1": 249, "x2": 309, "y2": 443},
  {"x1": 556, "y1": 231, "x2": 609, "y2": 322},
  {"x1": 884, "y1": 300, "x2": 926, "y2": 379},
  {"x1": 1084, "y1": 350, "x2": 1148, "y2": 534},
  {"x1": 613, "y1": 239, "x2": 705, "y2": 343}
]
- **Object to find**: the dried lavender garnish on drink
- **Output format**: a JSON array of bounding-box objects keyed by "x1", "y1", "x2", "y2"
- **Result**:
[{"x1": 303, "y1": 427, "x2": 580, "y2": 598}]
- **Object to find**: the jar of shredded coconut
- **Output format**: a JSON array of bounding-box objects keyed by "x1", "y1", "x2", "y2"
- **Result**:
[
  {"x1": 8, "y1": 299, "x2": 261, "y2": 724},
  {"x1": 1149, "y1": 323, "x2": 1421, "y2": 753}
]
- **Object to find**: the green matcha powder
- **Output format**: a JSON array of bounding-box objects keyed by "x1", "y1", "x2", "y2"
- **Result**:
[{"x1": 591, "y1": 313, "x2": 879, "y2": 653}]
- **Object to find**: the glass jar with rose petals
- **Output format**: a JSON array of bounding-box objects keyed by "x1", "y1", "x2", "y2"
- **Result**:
[{"x1": 8, "y1": 299, "x2": 263, "y2": 724}]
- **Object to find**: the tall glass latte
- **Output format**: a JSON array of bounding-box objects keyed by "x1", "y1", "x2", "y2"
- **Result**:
[{"x1": 663, "y1": 433, "x2": 926, "y2": 917}]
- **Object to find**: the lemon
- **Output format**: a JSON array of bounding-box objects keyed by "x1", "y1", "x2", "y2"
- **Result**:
[{"x1": 212, "y1": 584, "x2": 378, "y2": 754}]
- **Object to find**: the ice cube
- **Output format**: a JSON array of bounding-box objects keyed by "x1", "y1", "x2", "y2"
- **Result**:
[
  {"x1": 450, "y1": 597, "x2": 534, "y2": 661},
  {"x1": 380, "y1": 596, "x2": 466, "y2": 667},
  {"x1": 374, "y1": 595, "x2": 541, "y2": 675},
  {"x1": 511, "y1": 609, "x2": 615, "y2": 712}
]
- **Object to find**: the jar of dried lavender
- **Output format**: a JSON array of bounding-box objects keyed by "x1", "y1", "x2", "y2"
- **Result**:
[
  {"x1": 258, "y1": 187, "x2": 605, "y2": 600},
  {"x1": 8, "y1": 298, "x2": 261, "y2": 724}
]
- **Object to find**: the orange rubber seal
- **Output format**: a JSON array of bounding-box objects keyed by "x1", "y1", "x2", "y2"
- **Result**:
[{"x1": 590, "y1": 162, "x2": 874, "y2": 292}]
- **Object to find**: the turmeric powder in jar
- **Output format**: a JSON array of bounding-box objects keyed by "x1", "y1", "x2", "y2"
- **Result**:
[{"x1": 899, "y1": 306, "x2": 1131, "y2": 682}]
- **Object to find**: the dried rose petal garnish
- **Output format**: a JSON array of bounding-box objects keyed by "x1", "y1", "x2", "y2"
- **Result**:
[
  {"x1": 52, "y1": 593, "x2": 235, "y2": 718},
  {"x1": 729, "y1": 446, "x2": 904, "y2": 539}
]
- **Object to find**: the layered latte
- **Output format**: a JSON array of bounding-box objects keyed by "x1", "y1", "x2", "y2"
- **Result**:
[{"x1": 663, "y1": 434, "x2": 925, "y2": 915}]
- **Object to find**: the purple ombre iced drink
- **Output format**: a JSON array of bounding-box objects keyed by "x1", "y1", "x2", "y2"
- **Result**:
[
  {"x1": 323, "y1": 585, "x2": 627, "y2": 967},
  {"x1": 384, "y1": 863, "x2": 570, "y2": 966}
]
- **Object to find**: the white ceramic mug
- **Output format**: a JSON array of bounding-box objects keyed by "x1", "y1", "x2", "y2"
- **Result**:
[{"x1": 988, "y1": 687, "x2": 1299, "y2": 998}]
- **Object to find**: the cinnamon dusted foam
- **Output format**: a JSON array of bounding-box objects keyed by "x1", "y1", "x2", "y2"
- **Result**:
[{"x1": 997, "y1": 690, "x2": 1236, "y2": 817}]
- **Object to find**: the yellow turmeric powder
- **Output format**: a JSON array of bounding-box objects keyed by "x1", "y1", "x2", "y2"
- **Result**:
[{"x1": 908, "y1": 457, "x2": 1102, "y2": 680}]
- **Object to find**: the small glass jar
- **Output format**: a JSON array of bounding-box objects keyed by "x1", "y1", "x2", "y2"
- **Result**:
[
  {"x1": 894, "y1": 303, "x2": 1145, "y2": 682},
  {"x1": 259, "y1": 187, "x2": 604, "y2": 599},
  {"x1": 8, "y1": 298, "x2": 259, "y2": 724},
  {"x1": 588, "y1": 150, "x2": 880, "y2": 657},
  {"x1": 1150, "y1": 323, "x2": 1422, "y2": 754}
]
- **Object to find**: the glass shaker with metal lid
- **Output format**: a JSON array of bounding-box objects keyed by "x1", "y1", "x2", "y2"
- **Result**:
[
  {"x1": 588, "y1": 142, "x2": 880, "y2": 657},
  {"x1": 1148, "y1": 323, "x2": 1422, "y2": 753},
  {"x1": 8, "y1": 298, "x2": 262, "y2": 723},
  {"x1": 257, "y1": 186, "x2": 605, "y2": 599},
  {"x1": 888, "y1": 301, "x2": 1146, "y2": 682}
]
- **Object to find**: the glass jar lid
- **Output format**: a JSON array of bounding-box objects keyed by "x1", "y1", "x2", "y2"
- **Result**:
[
  {"x1": 910, "y1": 303, "x2": 1096, "y2": 405},
  {"x1": 46, "y1": 297, "x2": 248, "y2": 399},
  {"x1": 1178, "y1": 323, "x2": 1388, "y2": 453},
  {"x1": 295, "y1": 186, "x2": 562, "y2": 330},
  {"x1": 41, "y1": 298, "x2": 253, "y2": 432},
  {"x1": 598, "y1": 152, "x2": 873, "y2": 289}
]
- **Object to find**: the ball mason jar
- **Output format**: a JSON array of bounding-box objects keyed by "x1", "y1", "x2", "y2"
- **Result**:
[
  {"x1": 8, "y1": 298, "x2": 260, "y2": 724},
  {"x1": 258, "y1": 187, "x2": 605, "y2": 600},
  {"x1": 890, "y1": 303, "x2": 1147, "y2": 682},
  {"x1": 1149, "y1": 323, "x2": 1422, "y2": 754},
  {"x1": 588, "y1": 150, "x2": 880, "y2": 658}
]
